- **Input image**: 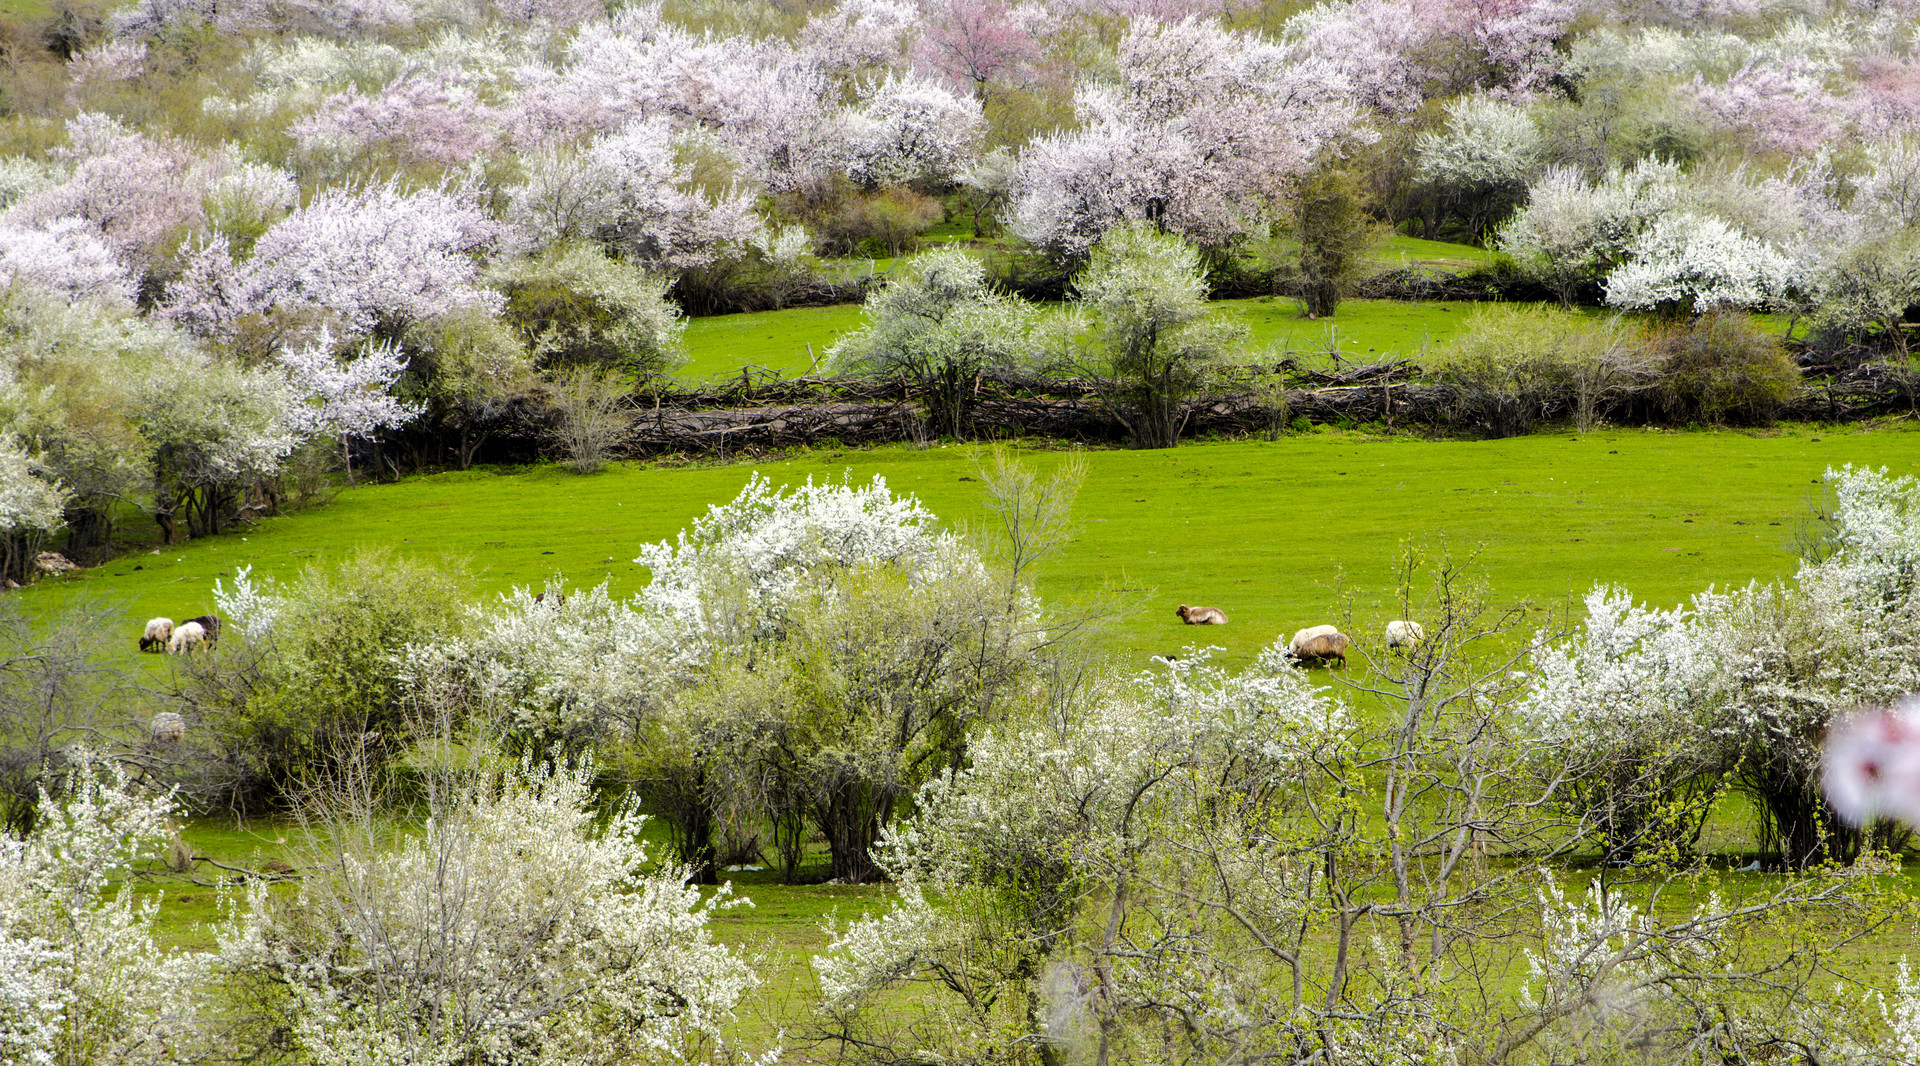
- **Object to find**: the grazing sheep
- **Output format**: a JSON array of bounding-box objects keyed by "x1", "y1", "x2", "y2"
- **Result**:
[
  {"x1": 1176, "y1": 604, "x2": 1228, "y2": 625},
  {"x1": 148, "y1": 712, "x2": 186, "y2": 743},
  {"x1": 140, "y1": 617, "x2": 174, "y2": 652},
  {"x1": 1288, "y1": 625, "x2": 1350, "y2": 667},
  {"x1": 1385, "y1": 620, "x2": 1425, "y2": 648},
  {"x1": 167, "y1": 621, "x2": 207, "y2": 654},
  {"x1": 182, "y1": 614, "x2": 220, "y2": 647}
]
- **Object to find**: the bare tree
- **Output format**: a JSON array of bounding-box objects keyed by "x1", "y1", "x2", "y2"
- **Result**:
[{"x1": 545, "y1": 366, "x2": 632, "y2": 473}]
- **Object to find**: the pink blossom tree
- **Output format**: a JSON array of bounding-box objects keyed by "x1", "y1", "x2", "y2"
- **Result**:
[
  {"x1": 911, "y1": 0, "x2": 1051, "y2": 101},
  {"x1": 1009, "y1": 17, "x2": 1359, "y2": 257},
  {"x1": 6, "y1": 113, "x2": 224, "y2": 279},
  {"x1": 232, "y1": 182, "x2": 503, "y2": 341},
  {"x1": 292, "y1": 69, "x2": 499, "y2": 172},
  {"x1": 1692, "y1": 61, "x2": 1853, "y2": 155}
]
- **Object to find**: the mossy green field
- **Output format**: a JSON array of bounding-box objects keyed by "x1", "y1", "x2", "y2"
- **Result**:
[{"x1": 28, "y1": 425, "x2": 1915, "y2": 666}]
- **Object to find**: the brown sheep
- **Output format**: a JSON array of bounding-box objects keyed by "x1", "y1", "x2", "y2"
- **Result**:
[
  {"x1": 1288, "y1": 626, "x2": 1350, "y2": 667},
  {"x1": 1176, "y1": 604, "x2": 1228, "y2": 625}
]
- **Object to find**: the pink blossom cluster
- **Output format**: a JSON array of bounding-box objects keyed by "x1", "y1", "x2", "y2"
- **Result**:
[
  {"x1": 293, "y1": 68, "x2": 499, "y2": 170},
  {"x1": 1010, "y1": 17, "x2": 1360, "y2": 254},
  {"x1": 1691, "y1": 62, "x2": 1852, "y2": 155},
  {"x1": 165, "y1": 182, "x2": 501, "y2": 339},
  {"x1": 1825, "y1": 701, "x2": 1920, "y2": 827},
  {"x1": 5, "y1": 113, "x2": 225, "y2": 275}
]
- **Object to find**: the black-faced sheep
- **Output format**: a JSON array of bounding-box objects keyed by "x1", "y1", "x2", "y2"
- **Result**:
[
  {"x1": 1288, "y1": 625, "x2": 1350, "y2": 667},
  {"x1": 1386, "y1": 620, "x2": 1425, "y2": 648},
  {"x1": 167, "y1": 621, "x2": 207, "y2": 654},
  {"x1": 140, "y1": 617, "x2": 174, "y2": 652},
  {"x1": 149, "y1": 712, "x2": 186, "y2": 743},
  {"x1": 1176, "y1": 604, "x2": 1228, "y2": 625}
]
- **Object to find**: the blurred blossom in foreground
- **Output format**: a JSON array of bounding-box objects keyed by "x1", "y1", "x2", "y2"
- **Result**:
[{"x1": 1823, "y1": 699, "x2": 1920, "y2": 826}]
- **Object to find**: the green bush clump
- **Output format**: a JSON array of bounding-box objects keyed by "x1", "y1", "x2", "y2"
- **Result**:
[
  {"x1": 1646, "y1": 313, "x2": 1799, "y2": 426},
  {"x1": 489, "y1": 244, "x2": 687, "y2": 381},
  {"x1": 187, "y1": 548, "x2": 469, "y2": 810},
  {"x1": 1426, "y1": 304, "x2": 1645, "y2": 436}
]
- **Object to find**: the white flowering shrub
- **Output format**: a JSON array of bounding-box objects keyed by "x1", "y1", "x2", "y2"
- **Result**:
[
  {"x1": 819, "y1": 646, "x2": 1352, "y2": 1061},
  {"x1": 0, "y1": 754, "x2": 205, "y2": 1066},
  {"x1": 400, "y1": 580, "x2": 687, "y2": 745},
  {"x1": 827, "y1": 248, "x2": 1038, "y2": 437},
  {"x1": 212, "y1": 563, "x2": 283, "y2": 641},
  {"x1": 1604, "y1": 212, "x2": 1795, "y2": 314},
  {"x1": 635, "y1": 472, "x2": 952, "y2": 646},
  {"x1": 219, "y1": 757, "x2": 759, "y2": 1066},
  {"x1": 1517, "y1": 585, "x2": 1721, "y2": 858},
  {"x1": 1545, "y1": 466, "x2": 1920, "y2": 867}
]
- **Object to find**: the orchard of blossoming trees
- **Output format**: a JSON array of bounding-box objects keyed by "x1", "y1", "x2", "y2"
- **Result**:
[{"x1": 0, "y1": 0, "x2": 1911, "y2": 569}]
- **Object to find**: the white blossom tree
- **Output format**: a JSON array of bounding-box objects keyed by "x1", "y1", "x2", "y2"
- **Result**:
[
  {"x1": 217, "y1": 756, "x2": 762, "y2": 1066},
  {"x1": 1415, "y1": 93, "x2": 1543, "y2": 240},
  {"x1": 0, "y1": 754, "x2": 206, "y2": 1066},
  {"x1": 843, "y1": 74, "x2": 985, "y2": 187},
  {"x1": 827, "y1": 249, "x2": 1038, "y2": 438},
  {"x1": 276, "y1": 329, "x2": 424, "y2": 483}
]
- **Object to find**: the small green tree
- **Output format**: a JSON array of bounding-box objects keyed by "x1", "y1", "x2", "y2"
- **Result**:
[
  {"x1": 1292, "y1": 161, "x2": 1381, "y2": 318},
  {"x1": 828, "y1": 249, "x2": 1038, "y2": 439},
  {"x1": 1072, "y1": 224, "x2": 1245, "y2": 449}
]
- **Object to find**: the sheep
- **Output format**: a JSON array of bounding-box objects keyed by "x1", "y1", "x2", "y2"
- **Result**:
[
  {"x1": 167, "y1": 621, "x2": 207, "y2": 654},
  {"x1": 1176, "y1": 604, "x2": 1228, "y2": 625},
  {"x1": 1385, "y1": 620, "x2": 1425, "y2": 648},
  {"x1": 182, "y1": 614, "x2": 220, "y2": 647},
  {"x1": 148, "y1": 712, "x2": 186, "y2": 743},
  {"x1": 139, "y1": 617, "x2": 174, "y2": 653},
  {"x1": 1288, "y1": 625, "x2": 1350, "y2": 667}
]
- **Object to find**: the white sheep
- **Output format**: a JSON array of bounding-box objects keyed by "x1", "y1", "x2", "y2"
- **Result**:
[
  {"x1": 167, "y1": 621, "x2": 207, "y2": 655},
  {"x1": 149, "y1": 712, "x2": 186, "y2": 743},
  {"x1": 140, "y1": 617, "x2": 174, "y2": 653},
  {"x1": 1385, "y1": 620, "x2": 1425, "y2": 648}
]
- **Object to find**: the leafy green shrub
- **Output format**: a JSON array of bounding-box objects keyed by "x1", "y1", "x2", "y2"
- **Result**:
[
  {"x1": 1645, "y1": 313, "x2": 1799, "y2": 425},
  {"x1": 190, "y1": 549, "x2": 469, "y2": 810},
  {"x1": 819, "y1": 187, "x2": 944, "y2": 258},
  {"x1": 489, "y1": 243, "x2": 686, "y2": 380},
  {"x1": 1427, "y1": 305, "x2": 1646, "y2": 436}
]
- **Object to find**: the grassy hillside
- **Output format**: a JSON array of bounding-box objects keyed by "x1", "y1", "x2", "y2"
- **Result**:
[{"x1": 27, "y1": 425, "x2": 1906, "y2": 666}]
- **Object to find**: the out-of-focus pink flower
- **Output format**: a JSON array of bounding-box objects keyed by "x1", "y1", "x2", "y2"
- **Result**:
[{"x1": 1823, "y1": 700, "x2": 1920, "y2": 826}]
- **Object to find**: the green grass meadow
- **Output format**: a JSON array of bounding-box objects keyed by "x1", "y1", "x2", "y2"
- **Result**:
[
  {"x1": 57, "y1": 425, "x2": 1920, "y2": 1047},
  {"x1": 29, "y1": 425, "x2": 1914, "y2": 666}
]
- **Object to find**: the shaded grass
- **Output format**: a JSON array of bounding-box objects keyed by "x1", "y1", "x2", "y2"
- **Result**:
[{"x1": 24, "y1": 426, "x2": 1913, "y2": 669}]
